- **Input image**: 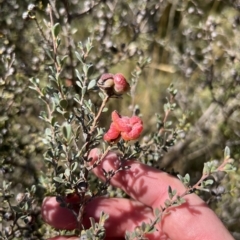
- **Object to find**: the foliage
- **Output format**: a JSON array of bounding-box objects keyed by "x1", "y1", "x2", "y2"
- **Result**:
[{"x1": 0, "y1": 0, "x2": 240, "y2": 239}]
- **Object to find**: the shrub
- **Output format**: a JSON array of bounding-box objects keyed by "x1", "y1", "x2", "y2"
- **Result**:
[{"x1": 0, "y1": 0, "x2": 239, "y2": 239}]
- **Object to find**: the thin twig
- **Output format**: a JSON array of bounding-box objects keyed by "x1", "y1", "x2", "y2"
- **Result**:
[
  {"x1": 90, "y1": 95, "x2": 109, "y2": 134},
  {"x1": 48, "y1": 4, "x2": 65, "y2": 100},
  {"x1": 164, "y1": 155, "x2": 232, "y2": 212},
  {"x1": 87, "y1": 145, "x2": 112, "y2": 171},
  {"x1": 158, "y1": 94, "x2": 174, "y2": 135},
  {"x1": 60, "y1": 0, "x2": 78, "y2": 91},
  {"x1": 48, "y1": 4, "x2": 59, "y2": 71},
  {"x1": 33, "y1": 18, "x2": 50, "y2": 45}
]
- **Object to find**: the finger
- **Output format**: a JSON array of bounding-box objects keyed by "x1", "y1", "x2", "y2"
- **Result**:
[
  {"x1": 42, "y1": 196, "x2": 161, "y2": 239},
  {"x1": 89, "y1": 150, "x2": 186, "y2": 208},
  {"x1": 89, "y1": 151, "x2": 234, "y2": 240},
  {"x1": 48, "y1": 237, "x2": 124, "y2": 240}
]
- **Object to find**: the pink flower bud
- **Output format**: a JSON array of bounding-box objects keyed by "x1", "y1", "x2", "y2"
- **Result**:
[
  {"x1": 97, "y1": 73, "x2": 130, "y2": 96},
  {"x1": 113, "y1": 73, "x2": 130, "y2": 95}
]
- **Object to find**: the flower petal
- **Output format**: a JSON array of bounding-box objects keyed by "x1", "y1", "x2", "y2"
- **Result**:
[
  {"x1": 129, "y1": 116, "x2": 142, "y2": 125},
  {"x1": 121, "y1": 122, "x2": 143, "y2": 141},
  {"x1": 104, "y1": 122, "x2": 121, "y2": 142},
  {"x1": 111, "y1": 111, "x2": 131, "y2": 132}
]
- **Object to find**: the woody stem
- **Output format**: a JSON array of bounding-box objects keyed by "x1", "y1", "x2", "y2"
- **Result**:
[{"x1": 90, "y1": 95, "x2": 109, "y2": 134}]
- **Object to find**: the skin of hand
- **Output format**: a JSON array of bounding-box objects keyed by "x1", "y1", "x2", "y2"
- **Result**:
[{"x1": 42, "y1": 150, "x2": 234, "y2": 240}]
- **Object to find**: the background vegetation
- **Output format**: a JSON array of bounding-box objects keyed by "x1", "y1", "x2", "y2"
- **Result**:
[{"x1": 1, "y1": 0, "x2": 240, "y2": 239}]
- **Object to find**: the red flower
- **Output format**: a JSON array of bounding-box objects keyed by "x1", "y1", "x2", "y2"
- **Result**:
[
  {"x1": 104, "y1": 111, "x2": 143, "y2": 142},
  {"x1": 97, "y1": 73, "x2": 130, "y2": 96}
]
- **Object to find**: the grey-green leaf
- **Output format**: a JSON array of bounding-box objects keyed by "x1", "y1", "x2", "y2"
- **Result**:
[
  {"x1": 87, "y1": 79, "x2": 96, "y2": 90},
  {"x1": 59, "y1": 99, "x2": 68, "y2": 109},
  {"x1": 102, "y1": 107, "x2": 108, "y2": 112},
  {"x1": 75, "y1": 51, "x2": 83, "y2": 63},
  {"x1": 53, "y1": 177, "x2": 65, "y2": 183},
  {"x1": 53, "y1": 23, "x2": 61, "y2": 38},
  {"x1": 62, "y1": 123, "x2": 72, "y2": 140},
  {"x1": 224, "y1": 146, "x2": 230, "y2": 159}
]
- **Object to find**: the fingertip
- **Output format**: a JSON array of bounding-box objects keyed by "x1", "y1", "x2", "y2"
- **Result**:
[
  {"x1": 91, "y1": 151, "x2": 121, "y2": 176},
  {"x1": 42, "y1": 197, "x2": 78, "y2": 230},
  {"x1": 88, "y1": 148, "x2": 102, "y2": 164}
]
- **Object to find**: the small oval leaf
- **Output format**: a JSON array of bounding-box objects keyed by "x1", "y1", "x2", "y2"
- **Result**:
[
  {"x1": 53, "y1": 177, "x2": 65, "y2": 183},
  {"x1": 62, "y1": 123, "x2": 72, "y2": 140},
  {"x1": 87, "y1": 79, "x2": 96, "y2": 90},
  {"x1": 59, "y1": 99, "x2": 68, "y2": 109},
  {"x1": 53, "y1": 23, "x2": 61, "y2": 38}
]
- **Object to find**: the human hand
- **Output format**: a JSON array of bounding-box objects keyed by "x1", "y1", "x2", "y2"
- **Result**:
[{"x1": 42, "y1": 151, "x2": 234, "y2": 240}]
